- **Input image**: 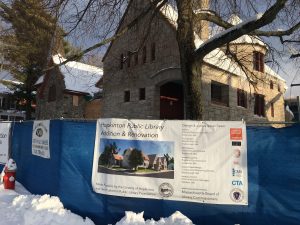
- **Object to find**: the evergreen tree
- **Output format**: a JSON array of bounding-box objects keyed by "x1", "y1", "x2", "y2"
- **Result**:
[{"x1": 0, "y1": 0, "x2": 56, "y2": 119}]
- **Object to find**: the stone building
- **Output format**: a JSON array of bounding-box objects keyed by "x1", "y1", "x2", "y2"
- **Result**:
[
  {"x1": 35, "y1": 54, "x2": 103, "y2": 119},
  {"x1": 101, "y1": 0, "x2": 286, "y2": 122}
]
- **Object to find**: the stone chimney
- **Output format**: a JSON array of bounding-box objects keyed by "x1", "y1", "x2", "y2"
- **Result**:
[{"x1": 193, "y1": 0, "x2": 210, "y2": 41}]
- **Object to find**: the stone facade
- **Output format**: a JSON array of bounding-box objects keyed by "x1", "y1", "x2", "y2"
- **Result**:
[
  {"x1": 36, "y1": 67, "x2": 87, "y2": 119},
  {"x1": 102, "y1": 0, "x2": 286, "y2": 123}
]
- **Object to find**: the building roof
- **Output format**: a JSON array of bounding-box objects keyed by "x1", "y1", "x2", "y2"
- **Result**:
[
  {"x1": 0, "y1": 82, "x2": 13, "y2": 94},
  {"x1": 113, "y1": 154, "x2": 123, "y2": 161},
  {"x1": 35, "y1": 54, "x2": 103, "y2": 96}
]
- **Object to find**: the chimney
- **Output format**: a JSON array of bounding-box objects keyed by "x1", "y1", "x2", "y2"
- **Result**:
[{"x1": 193, "y1": 0, "x2": 210, "y2": 41}]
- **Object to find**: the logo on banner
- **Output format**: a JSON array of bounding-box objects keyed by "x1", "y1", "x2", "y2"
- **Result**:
[
  {"x1": 36, "y1": 128, "x2": 43, "y2": 137},
  {"x1": 230, "y1": 128, "x2": 242, "y2": 140},
  {"x1": 232, "y1": 168, "x2": 243, "y2": 177},
  {"x1": 230, "y1": 188, "x2": 244, "y2": 202},
  {"x1": 159, "y1": 183, "x2": 174, "y2": 197},
  {"x1": 232, "y1": 180, "x2": 243, "y2": 186}
]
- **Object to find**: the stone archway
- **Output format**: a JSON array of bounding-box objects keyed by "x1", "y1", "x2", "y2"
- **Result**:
[{"x1": 160, "y1": 82, "x2": 184, "y2": 120}]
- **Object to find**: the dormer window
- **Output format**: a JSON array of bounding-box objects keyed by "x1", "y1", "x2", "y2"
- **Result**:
[{"x1": 253, "y1": 51, "x2": 264, "y2": 72}]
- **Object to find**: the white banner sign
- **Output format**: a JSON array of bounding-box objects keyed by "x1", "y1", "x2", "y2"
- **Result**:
[
  {"x1": 92, "y1": 119, "x2": 248, "y2": 205},
  {"x1": 0, "y1": 122, "x2": 11, "y2": 164},
  {"x1": 32, "y1": 120, "x2": 50, "y2": 159}
]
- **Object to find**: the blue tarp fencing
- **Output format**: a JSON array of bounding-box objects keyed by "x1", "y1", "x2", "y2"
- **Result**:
[{"x1": 9, "y1": 120, "x2": 300, "y2": 225}]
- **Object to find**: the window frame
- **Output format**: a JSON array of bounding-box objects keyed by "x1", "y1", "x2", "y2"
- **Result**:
[
  {"x1": 48, "y1": 85, "x2": 56, "y2": 102},
  {"x1": 211, "y1": 81, "x2": 229, "y2": 107},
  {"x1": 124, "y1": 90, "x2": 130, "y2": 102},
  {"x1": 254, "y1": 93, "x2": 265, "y2": 117},
  {"x1": 142, "y1": 46, "x2": 147, "y2": 64},
  {"x1": 237, "y1": 89, "x2": 247, "y2": 108},
  {"x1": 151, "y1": 42, "x2": 156, "y2": 62},
  {"x1": 139, "y1": 88, "x2": 146, "y2": 100},
  {"x1": 120, "y1": 53, "x2": 124, "y2": 70},
  {"x1": 253, "y1": 51, "x2": 264, "y2": 72}
]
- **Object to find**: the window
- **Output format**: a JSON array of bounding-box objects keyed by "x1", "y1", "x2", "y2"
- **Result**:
[
  {"x1": 237, "y1": 89, "x2": 247, "y2": 108},
  {"x1": 151, "y1": 43, "x2": 156, "y2": 61},
  {"x1": 211, "y1": 81, "x2": 229, "y2": 106},
  {"x1": 127, "y1": 51, "x2": 131, "y2": 68},
  {"x1": 254, "y1": 94, "x2": 265, "y2": 117},
  {"x1": 73, "y1": 95, "x2": 79, "y2": 106},
  {"x1": 124, "y1": 90, "x2": 130, "y2": 102},
  {"x1": 134, "y1": 52, "x2": 138, "y2": 65},
  {"x1": 48, "y1": 85, "x2": 56, "y2": 102},
  {"x1": 271, "y1": 102, "x2": 274, "y2": 117},
  {"x1": 270, "y1": 80, "x2": 273, "y2": 89},
  {"x1": 120, "y1": 53, "x2": 124, "y2": 69},
  {"x1": 142, "y1": 46, "x2": 147, "y2": 64},
  {"x1": 253, "y1": 51, "x2": 264, "y2": 72},
  {"x1": 139, "y1": 88, "x2": 146, "y2": 100}
]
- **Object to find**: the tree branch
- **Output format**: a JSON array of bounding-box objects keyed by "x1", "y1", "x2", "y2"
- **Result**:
[
  {"x1": 194, "y1": 0, "x2": 288, "y2": 61},
  {"x1": 44, "y1": 0, "x2": 167, "y2": 71}
]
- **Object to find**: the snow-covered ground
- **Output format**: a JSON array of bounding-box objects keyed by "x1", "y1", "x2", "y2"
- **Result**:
[{"x1": 0, "y1": 182, "x2": 194, "y2": 225}]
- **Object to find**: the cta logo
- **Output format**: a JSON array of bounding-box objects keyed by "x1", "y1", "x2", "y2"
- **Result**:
[{"x1": 232, "y1": 180, "x2": 243, "y2": 186}]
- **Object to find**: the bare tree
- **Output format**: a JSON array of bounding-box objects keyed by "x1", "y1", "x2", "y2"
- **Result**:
[{"x1": 2, "y1": 0, "x2": 300, "y2": 120}]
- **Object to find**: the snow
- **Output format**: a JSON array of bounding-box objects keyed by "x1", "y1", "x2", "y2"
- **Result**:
[
  {"x1": 160, "y1": 4, "x2": 178, "y2": 28},
  {"x1": 0, "y1": 182, "x2": 95, "y2": 225},
  {"x1": 0, "y1": 181, "x2": 194, "y2": 225},
  {"x1": 0, "y1": 82, "x2": 13, "y2": 94},
  {"x1": 115, "y1": 211, "x2": 194, "y2": 225},
  {"x1": 285, "y1": 105, "x2": 294, "y2": 118},
  {"x1": 227, "y1": 15, "x2": 266, "y2": 46},
  {"x1": 194, "y1": 33, "x2": 246, "y2": 77},
  {"x1": 35, "y1": 54, "x2": 103, "y2": 96},
  {"x1": 199, "y1": 13, "x2": 264, "y2": 49}
]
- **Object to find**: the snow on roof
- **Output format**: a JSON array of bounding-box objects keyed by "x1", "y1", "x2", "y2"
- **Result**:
[
  {"x1": 195, "y1": 33, "x2": 246, "y2": 77},
  {"x1": 36, "y1": 54, "x2": 103, "y2": 96},
  {"x1": 0, "y1": 82, "x2": 13, "y2": 94},
  {"x1": 227, "y1": 14, "x2": 266, "y2": 46},
  {"x1": 160, "y1": 4, "x2": 178, "y2": 28}
]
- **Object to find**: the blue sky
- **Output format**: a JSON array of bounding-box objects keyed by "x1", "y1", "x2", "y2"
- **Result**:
[{"x1": 99, "y1": 138, "x2": 174, "y2": 157}]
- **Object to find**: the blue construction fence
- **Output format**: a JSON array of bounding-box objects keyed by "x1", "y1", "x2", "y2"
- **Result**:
[{"x1": 9, "y1": 120, "x2": 300, "y2": 225}]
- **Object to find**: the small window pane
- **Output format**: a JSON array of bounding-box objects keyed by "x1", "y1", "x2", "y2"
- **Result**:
[
  {"x1": 73, "y1": 95, "x2": 79, "y2": 106},
  {"x1": 139, "y1": 88, "x2": 146, "y2": 100},
  {"x1": 124, "y1": 91, "x2": 130, "y2": 102}
]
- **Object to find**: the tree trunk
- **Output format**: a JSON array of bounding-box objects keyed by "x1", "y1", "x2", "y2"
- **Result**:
[{"x1": 176, "y1": 0, "x2": 203, "y2": 120}]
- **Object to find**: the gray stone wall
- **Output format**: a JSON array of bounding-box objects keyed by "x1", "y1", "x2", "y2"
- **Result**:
[
  {"x1": 103, "y1": 0, "x2": 181, "y2": 119},
  {"x1": 102, "y1": 0, "x2": 286, "y2": 123}
]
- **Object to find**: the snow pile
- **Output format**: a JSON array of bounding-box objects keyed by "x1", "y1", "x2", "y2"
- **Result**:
[
  {"x1": 0, "y1": 182, "x2": 94, "y2": 225},
  {"x1": 116, "y1": 211, "x2": 194, "y2": 225},
  {"x1": 0, "y1": 181, "x2": 195, "y2": 225}
]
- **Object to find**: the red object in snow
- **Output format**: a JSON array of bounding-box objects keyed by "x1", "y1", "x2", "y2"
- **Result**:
[{"x1": 3, "y1": 166, "x2": 16, "y2": 190}]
